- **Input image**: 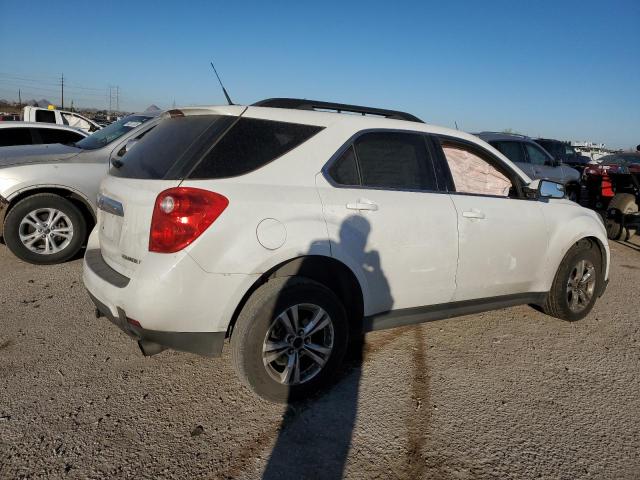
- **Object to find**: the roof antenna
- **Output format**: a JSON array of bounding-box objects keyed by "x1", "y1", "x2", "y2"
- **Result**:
[{"x1": 210, "y1": 61, "x2": 233, "y2": 105}]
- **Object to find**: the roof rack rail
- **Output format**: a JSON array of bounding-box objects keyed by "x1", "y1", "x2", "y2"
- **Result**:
[
  {"x1": 477, "y1": 131, "x2": 529, "y2": 139},
  {"x1": 252, "y1": 98, "x2": 424, "y2": 123}
]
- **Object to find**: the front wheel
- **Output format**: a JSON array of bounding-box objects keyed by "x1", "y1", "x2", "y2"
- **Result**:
[
  {"x1": 542, "y1": 239, "x2": 602, "y2": 322},
  {"x1": 3, "y1": 194, "x2": 86, "y2": 265},
  {"x1": 231, "y1": 277, "x2": 349, "y2": 403}
]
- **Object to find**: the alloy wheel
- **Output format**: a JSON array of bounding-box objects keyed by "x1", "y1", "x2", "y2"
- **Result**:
[
  {"x1": 18, "y1": 208, "x2": 74, "y2": 255},
  {"x1": 566, "y1": 259, "x2": 596, "y2": 313},
  {"x1": 262, "y1": 303, "x2": 334, "y2": 386}
]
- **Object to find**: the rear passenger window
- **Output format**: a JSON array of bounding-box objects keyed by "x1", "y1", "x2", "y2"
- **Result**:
[
  {"x1": 524, "y1": 143, "x2": 549, "y2": 166},
  {"x1": 189, "y1": 118, "x2": 323, "y2": 179},
  {"x1": 35, "y1": 110, "x2": 56, "y2": 123},
  {"x1": 354, "y1": 132, "x2": 436, "y2": 190},
  {"x1": 329, "y1": 146, "x2": 359, "y2": 186},
  {"x1": 0, "y1": 128, "x2": 32, "y2": 147},
  {"x1": 491, "y1": 141, "x2": 526, "y2": 164},
  {"x1": 36, "y1": 128, "x2": 84, "y2": 145}
]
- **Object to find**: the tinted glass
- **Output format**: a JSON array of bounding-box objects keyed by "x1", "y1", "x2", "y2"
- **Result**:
[
  {"x1": 354, "y1": 132, "x2": 436, "y2": 190},
  {"x1": 76, "y1": 114, "x2": 152, "y2": 150},
  {"x1": 36, "y1": 128, "x2": 84, "y2": 145},
  {"x1": 189, "y1": 118, "x2": 323, "y2": 179},
  {"x1": 0, "y1": 128, "x2": 32, "y2": 146},
  {"x1": 491, "y1": 141, "x2": 526, "y2": 163},
  {"x1": 329, "y1": 146, "x2": 359, "y2": 186},
  {"x1": 35, "y1": 110, "x2": 56, "y2": 123},
  {"x1": 524, "y1": 143, "x2": 550, "y2": 166},
  {"x1": 111, "y1": 115, "x2": 232, "y2": 179}
]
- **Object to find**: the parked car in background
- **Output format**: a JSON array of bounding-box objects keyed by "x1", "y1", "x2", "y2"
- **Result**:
[
  {"x1": 0, "y1": 110, "x2": 161, "y2": 264},
  {"x1": 22, "y1": 106, "x2": 101, "y2": 133},
  {"x1": 583, "y1": 152, "x2": 640, "y2": 211},
  {"x1": 83, "y1": 99, "x2": 609, "y2": 403},
  {"x1": 476, "y1": 132, "x2": 581, "y2": 201},
  {"x1": 0, "y1": 122, "x2": 88, "y2": 147},
  {"x1": 534, "y1": 138, "x2": 591, "y2": 175},
  {"x1": 0, "y1": 113, "x2": 21, "y2": 121}
]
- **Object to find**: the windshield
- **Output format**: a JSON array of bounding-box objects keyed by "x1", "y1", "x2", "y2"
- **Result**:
[{"x1": 75, "y1": 114, "x2": 153, "y2": 150}]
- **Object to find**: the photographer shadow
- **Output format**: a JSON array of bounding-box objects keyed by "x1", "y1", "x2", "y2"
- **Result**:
[{"x1": 261, "y1": 215, "x2": 393, "y2": 480}]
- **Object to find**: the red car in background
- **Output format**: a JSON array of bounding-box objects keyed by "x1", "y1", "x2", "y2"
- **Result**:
[{"x1": 584, "y1": 152, "x2": 640, "y2": 209}]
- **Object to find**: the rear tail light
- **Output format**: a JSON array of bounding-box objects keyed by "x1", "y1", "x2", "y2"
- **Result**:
[{"x1": 149, "y1": 187, "x2": 228, "y2": 253}]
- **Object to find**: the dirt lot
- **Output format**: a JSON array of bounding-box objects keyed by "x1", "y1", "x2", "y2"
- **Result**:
[{"x1": 1, "y1": 239, "x2": 639, "y2": 480}]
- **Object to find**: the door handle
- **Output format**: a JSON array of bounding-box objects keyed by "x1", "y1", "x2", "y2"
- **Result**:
[
  {"x1": 346, "y1": 200, "x2": 378, "y2": 211},
  {"x1": 462, "y1": 210, "x2": 485, "y2": 219}
]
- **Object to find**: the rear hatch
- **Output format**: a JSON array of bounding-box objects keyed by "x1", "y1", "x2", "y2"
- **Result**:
[{"x1": 96, "y1": 107, "x2": 245, "y2": 277}]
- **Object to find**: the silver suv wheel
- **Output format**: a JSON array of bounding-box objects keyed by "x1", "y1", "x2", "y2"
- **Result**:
[
  {"x1": 262, "y1": 303, "x2": 335, "y2": 386},
  {"x1": 19, "y1": 208, "x2": 74, "y2": 255},
  {"x1": 566, "y1": 259, "x2": 596, "y2": 313}
]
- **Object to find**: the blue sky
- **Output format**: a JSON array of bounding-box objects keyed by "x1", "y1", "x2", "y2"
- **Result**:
[{"x1": 0, "y1": 0, "x2": 638, "y2": 148}]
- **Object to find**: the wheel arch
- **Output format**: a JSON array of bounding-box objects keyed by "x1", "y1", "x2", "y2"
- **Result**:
[
  {"x1": 3, "y1": 186, "x2": 96, "y2": 239},
  {"x1": 227, "y1": 255, "x2": 365, "y2": 339}
]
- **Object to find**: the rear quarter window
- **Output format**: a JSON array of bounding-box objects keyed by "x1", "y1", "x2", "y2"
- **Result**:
[
  {"x1": 188, "y1": 118, "x2": 323, "y2": 179},
  {"x1": 0, "y1": 128, "x2": 32, "y2": 146}
]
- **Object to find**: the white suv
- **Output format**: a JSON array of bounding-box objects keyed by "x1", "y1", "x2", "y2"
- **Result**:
[{"x1": 83, "y1": 99, "x2": 610, "y2": 402}]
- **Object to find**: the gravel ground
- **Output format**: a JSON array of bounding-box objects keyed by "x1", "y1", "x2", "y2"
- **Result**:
[{"x1": 0, "y1": 239, "x2": 639, "y2": 480}]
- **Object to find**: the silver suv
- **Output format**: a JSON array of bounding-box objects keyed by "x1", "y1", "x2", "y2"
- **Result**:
[
  {"x1": 476, "y1": 132, "x2": 581, "y2": 200},
  {"x1": 0, "y1": 111, "x2": 161, "y2": 264}
]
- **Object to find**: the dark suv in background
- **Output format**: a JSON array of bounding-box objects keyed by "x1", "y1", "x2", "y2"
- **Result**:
[
  {"x1": 535, "y1": 138, "x2": 590, "y2": 175},
  {"x1": 476, "y1": 132, "x2": 581, "y2": 201}
]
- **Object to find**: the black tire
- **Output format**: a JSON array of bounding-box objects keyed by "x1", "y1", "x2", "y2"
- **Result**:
[
  {"x1": 605, "y1": 193, "x2": 638, "y2": 241},
  {"x1": 542, "y1": 239, "x2": 602, "y2": 322},
  {"x1": 231, "y1": 277, "x2": 349, "y2": 403},
  {"x1": 3, "y1": 193, "x2": 86, "y2": 265}
]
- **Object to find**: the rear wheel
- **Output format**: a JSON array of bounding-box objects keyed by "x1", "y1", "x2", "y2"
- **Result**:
[
  {"x1": 231, "y1": 277, "x2": 349, "y2": 403},
  {"x1": 542, "y1": 239, "x2": 602, "y2": 322},
  {"x1": 605, "y1": 193, "x2": 638, "y2": 241},
  {"x1": 3, "y1": 194, "x2": 86, "y2": 265}
]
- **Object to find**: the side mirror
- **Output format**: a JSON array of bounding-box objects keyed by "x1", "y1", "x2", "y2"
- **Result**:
[{"x1": 531, "y1": 179, "x2": 565, "y2": 199}]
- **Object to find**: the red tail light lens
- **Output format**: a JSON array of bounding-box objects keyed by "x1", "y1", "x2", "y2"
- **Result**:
[{"x1": 149, "y1": 187, "x2": 228, "y2": 253}]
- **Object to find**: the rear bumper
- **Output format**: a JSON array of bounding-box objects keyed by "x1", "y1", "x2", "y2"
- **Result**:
[
  {"x1": 83, "y1": 233, "x2": 258, "y2": 356},
  {"x1": 88, "y1": 292, "x2": 226, "y2": 356}
]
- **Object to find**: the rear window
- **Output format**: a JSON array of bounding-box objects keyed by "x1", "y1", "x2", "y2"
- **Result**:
[
  {"x1": 35, "y1": 110, "x2": 56, "y2": 123},
  {"x1": 110, "y1": 115, "x2": 234, "y2": 179},
  {"x1": 188, "y1": 118, "x2": 323, "y2": 179}
]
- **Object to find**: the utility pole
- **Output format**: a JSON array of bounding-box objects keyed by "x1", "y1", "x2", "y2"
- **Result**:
[
  {"x1": 61, "y1": 73, "x2": 64, "y2": 109},
  {"x1": 18, "y1": 89, "x2": 21, "y2": 108}
]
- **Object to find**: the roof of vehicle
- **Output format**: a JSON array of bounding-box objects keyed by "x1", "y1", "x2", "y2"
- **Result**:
[
  {"x1": 474, "y1": 131, "x2": 534, "y2": 142},
  {"x1": 535, "y1": 137, "x2": 568, "y2": 144},
  {"x1": 0, "y1": 121, "x2": 88, "y2": 135},
  {"x1": 169, "y1": 102, "x2": 532, "y2": 183}
]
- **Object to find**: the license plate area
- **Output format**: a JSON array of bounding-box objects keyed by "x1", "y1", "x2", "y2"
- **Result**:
[{"x1": 101, "y1": 212, "x2": 123, "y2": 244}]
